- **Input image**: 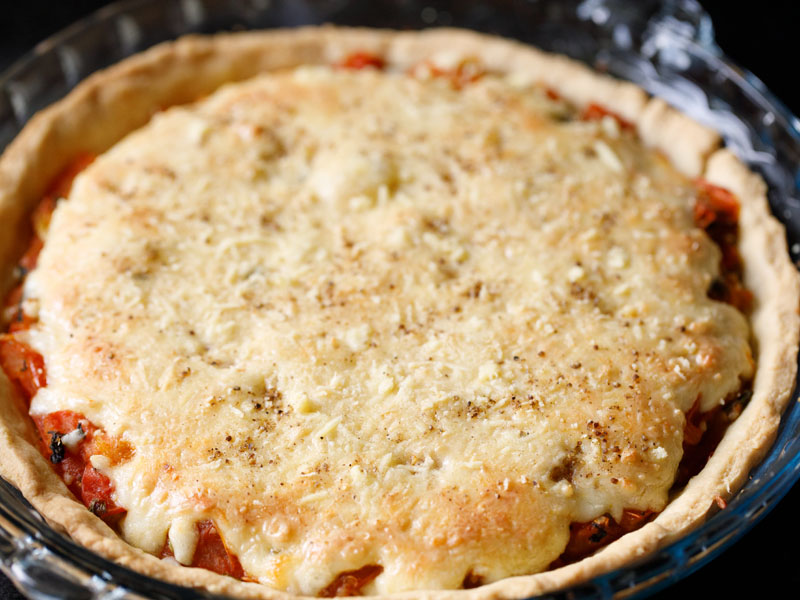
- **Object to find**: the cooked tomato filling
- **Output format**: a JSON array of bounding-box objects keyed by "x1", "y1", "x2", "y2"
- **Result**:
[
  {"x1": 339, "y1": 51, "x2": 385, "y2": 71},
  {"x1": 160, "y1": 520, "x2": 246, "y2": 579},
  {"x1": 694, "y1": 178, "x2": 752, "y2": 313},
  {"x1": 3, "y1": 286, "x2": 34, "y2": 333},
  {"x1": 580, "y1": 102, "x2": 635, "y2": 130},
  {"x1": 550, "y1": 509, "x2": 655, "y2": 568},
  {"x1": 408, "y1": 57, "x2": 485, "y2": 89},
  {"x1": 461, "y1": 571, "x2": 485, "y2": 589},
  {"x1": 0, "y1": 77, "x2": 755, "y2": 590},
  {"x1": 1, "y1": 155, "x2": 129, "y2": 526},
  {"x1": 1, "y1": 154, "x2": 95, "y2": 332},
  {"x1": 0, "y1": 336, "x2": 46, "y2": 398},
  {"x1": 675, "y1": 387, "x2": 752, "y2": 488},
  {"x1": 319, "y1": 565, "x2": 385, "y2": 597},
  {"x1": 341, "y1": 50, "x2": 486, "y2": 90},
  {"x1": 552, "y1": 382, "x2": 752, "y2": 567},
  {"x1": 1, "y1": 153, "x2": 253, "y2": 580},
  {"x1": 31, "y1": 410, "x2": 129, "y2": 523}
]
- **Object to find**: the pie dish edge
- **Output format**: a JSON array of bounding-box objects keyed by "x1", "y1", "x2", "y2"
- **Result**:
[{"x1": 0, "y1": 26, "x2": 797, "y2": 599}]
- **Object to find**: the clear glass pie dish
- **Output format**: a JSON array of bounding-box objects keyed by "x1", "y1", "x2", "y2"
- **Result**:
[{"x1": 1, "y1": 1, "x2": 799, "y2": 599}]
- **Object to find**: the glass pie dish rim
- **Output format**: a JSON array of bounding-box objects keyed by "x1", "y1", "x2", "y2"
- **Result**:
[{"x1": 1, "y1": 1, "x2": 799, "y2": 599}]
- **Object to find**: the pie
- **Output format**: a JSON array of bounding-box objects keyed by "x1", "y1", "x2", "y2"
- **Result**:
[{"x1": 0, "y1": 27, "x2": 798, "y2": 598}]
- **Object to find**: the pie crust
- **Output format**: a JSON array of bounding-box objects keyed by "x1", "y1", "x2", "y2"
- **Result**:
[{"x1": 0, "y1": 26, "x2": 798, "y2": 598}]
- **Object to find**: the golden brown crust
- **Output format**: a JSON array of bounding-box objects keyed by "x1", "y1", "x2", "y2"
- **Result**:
[{"x1": 0, "y1": 26, "x2": 797, "y2": 599}]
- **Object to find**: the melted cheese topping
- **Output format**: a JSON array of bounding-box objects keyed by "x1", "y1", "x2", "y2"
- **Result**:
[{"x1": 23, "y1": 66, "x2": 753, "y2": 594}]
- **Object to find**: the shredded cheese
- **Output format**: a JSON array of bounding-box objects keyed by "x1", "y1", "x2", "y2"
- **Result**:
[{"x1": 25, "y1": 66, "x2": 752, "y2": 594}]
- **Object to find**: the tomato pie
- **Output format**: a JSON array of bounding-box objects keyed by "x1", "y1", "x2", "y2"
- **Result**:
[{"x1": 0, "y1": 27, "x2": 797, "y2": 598}]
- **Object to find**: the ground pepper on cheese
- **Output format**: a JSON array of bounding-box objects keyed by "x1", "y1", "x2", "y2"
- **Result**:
[{"x1": 20, "y1": 65, "x2": 753, "y2": 594}]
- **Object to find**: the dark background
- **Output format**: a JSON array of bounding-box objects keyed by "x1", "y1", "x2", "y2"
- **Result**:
[{"x1": 1, "y1": 1, "x2": 798, "y2": 598}]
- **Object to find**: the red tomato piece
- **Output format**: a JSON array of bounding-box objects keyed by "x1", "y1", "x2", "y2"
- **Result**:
[
  {"x1": 30, "y1": 410, "x2": 128, "y2": 524},
  {"x1": 32, "y1": 412, "x2": 90, "y2": 498},
  {"x1": 17, "y1": 235, "x2": 43, "y2": 273},
  {"x1": 694, "y1": 186, "x2": 738, "y2": 228},
  {"x1": 708, "y1": 275, "x2": 753, "y2": 313},
  {"x1": 159, "y1": 520, "x2": 246, "y2": 579},
  {"x1": 59, "y1": 455, "x2": 86, "y2": 496},
  {"x1": 407, "y1": 58, "x2": 485, "y2": 89},
  {"x1": 319, "y1": 565, "x2": 384, "y2": 597},
  {"x1": 694, "y1": 178, "x2": 740, "y2": 228},
  {"x1": 32, "y1": 410, "x2": 94, "y2": 469},
  {"x1": 580, "y1": 103, "x2": 635, "y2": 130},
  {"x1": 545, "y1": 87, "x2": 561, "y2": 101},
  {"x1": 192, "y1": 520, "x2": 245, "y2": 578},
  {"x1": 682, "y1": 397, "x2": 706, "y2": 447},
  {"x1": 81, "y1": 465, "x2": 126, "y2": 519},
  {"x1": 692, "y1": 180, "x2": 751, "y2": 312},
  {"x1": 4, "y1": 153, "x2": 97, "y2": 330},
  {"x1": 551, "y1": 509, "x2": 654, "y2": 567},
  {"x1": 727, "y1": 280, "x2": 754, "y2": 313},
  {"x1": 8, "y1": 313, "x2": 36, "y2": 334},
  {"x1": 45, "y1": 153, "x2": 96, "y2": 201},
  {"x1": 31, "y1": 195, "x2": 57, "y2": 238},
  {"x1": 339, "y1": 51, "x2": 385, "y2": 70},
  {"x1": 2, "y1": 285, "x2": 35, "y2": 333},
  {"x1": 34, "y1": 410, "x2": 94, "y2": 441},
  {"x1": 0, "y1": 336, "x2": 47, "y2": 399}
]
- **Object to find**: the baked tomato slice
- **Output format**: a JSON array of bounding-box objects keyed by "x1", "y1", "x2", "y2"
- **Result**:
[
  {"x1": 44, "y1": 152, "x2": 96, "y2": 202},
  {"x1": 0, "y1": 336, "x2": 46, "y2": 399},
  {"x1": 161, "y1": 519, "x2": 246, "y2": 579},
  {"x1": 192, "y1": 520, "x2": 246, "y2": 578},
  {"x1": 551, "y1": 509, "x2": 654, "y2": 567},
  {"x1": 81, "y1": 465, "x2": 126, "y2": 520},
  {"x1": 580, "y1": 102, "x2": 634, "y2": 130},
  {"x1": 694, "y1": 178, "x2": 739, "y2": 228},
  {"x1": 31, "y1": 410, "x2": 128, "y2": 524},
  {"x1": 339, "y1": 51, "x2": 385, "y2": 70},
  {"x1": 319, "y1": 565, "x2": 384, "y2": 597}
]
